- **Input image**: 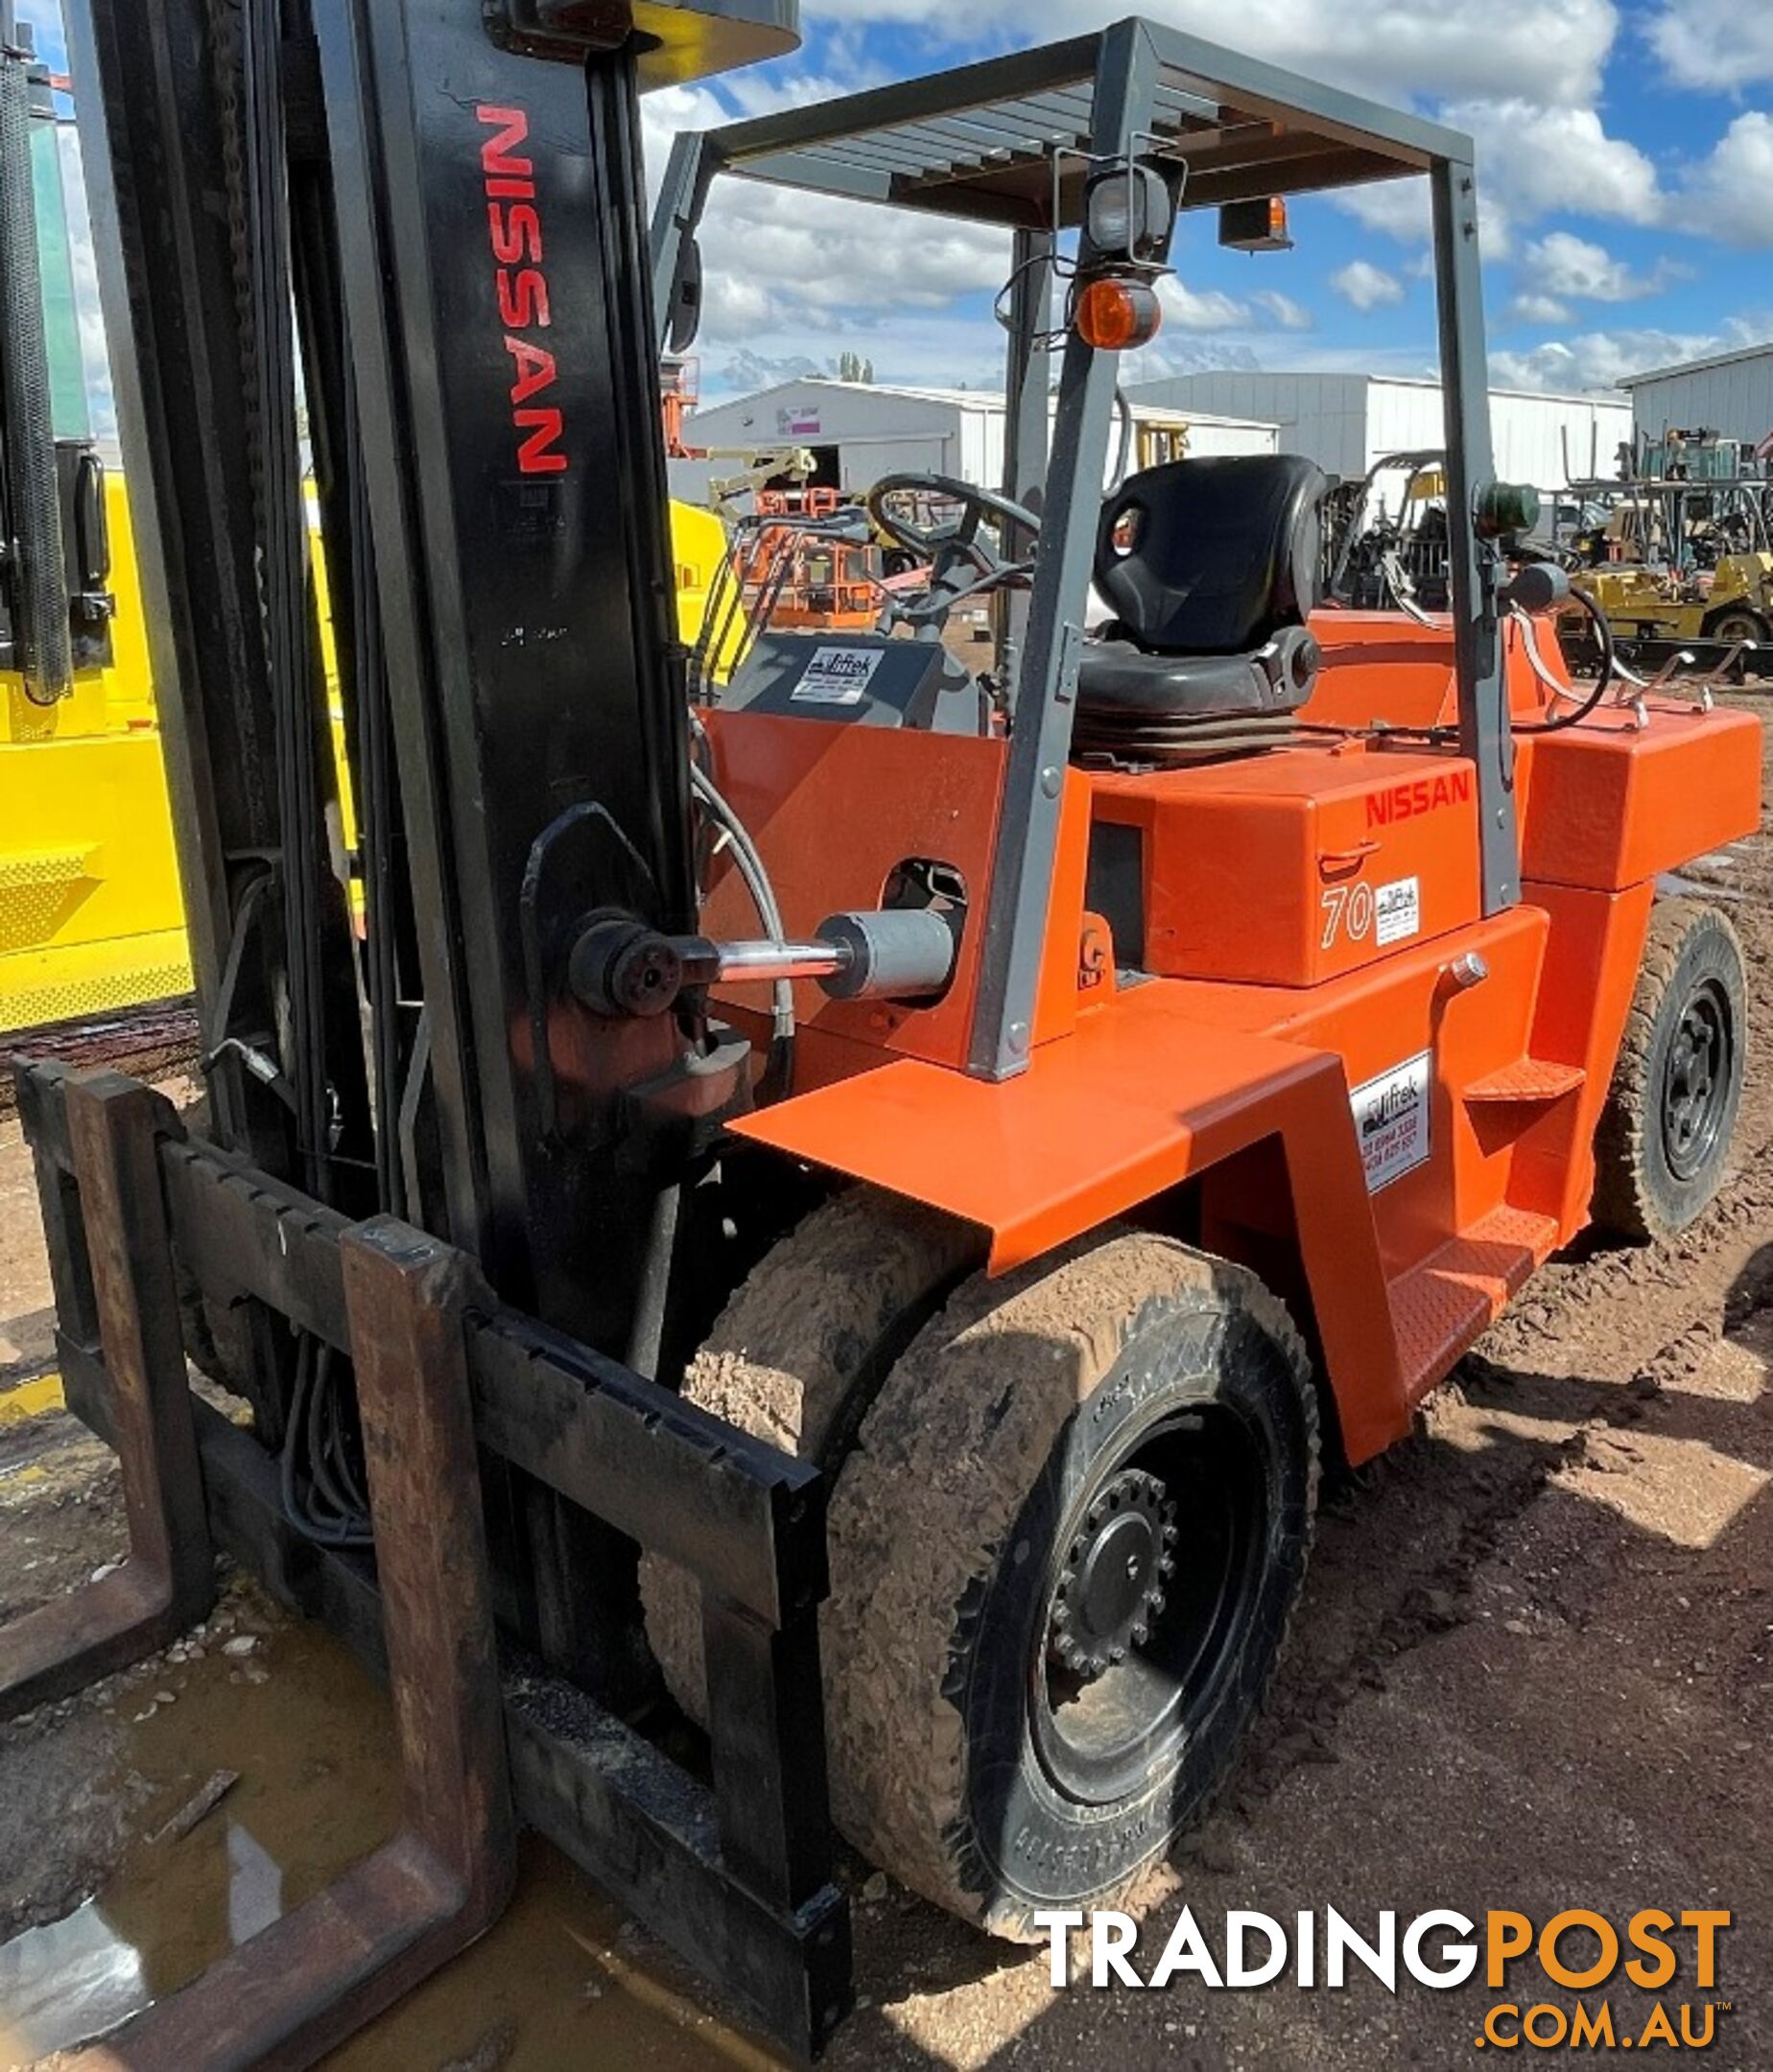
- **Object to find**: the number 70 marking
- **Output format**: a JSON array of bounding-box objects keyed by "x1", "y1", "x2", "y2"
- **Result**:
[{"x1": 1321, "y1": 882, "x2": 1375, "y2": 951}]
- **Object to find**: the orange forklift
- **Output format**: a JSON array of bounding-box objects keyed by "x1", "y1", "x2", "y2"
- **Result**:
[{"x1": 3, "y1": 6, "x2": 1759, "y2": 2064}]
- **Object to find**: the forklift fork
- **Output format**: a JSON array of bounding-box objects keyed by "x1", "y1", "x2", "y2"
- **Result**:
[
  {"x1": 13, "y1": 1061, "x2": 850, "y2": 2063},
  {"x1": 1, "y1": 1075, "x2": 213, "y2": 1713},
  {"x1": 6, "y1": 1068, "x2": 517, "y2": 2071}
]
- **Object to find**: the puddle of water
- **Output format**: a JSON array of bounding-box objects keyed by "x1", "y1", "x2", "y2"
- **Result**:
[{"x1": 0, "y1": 1612, "x2": 780, "y2": 2072}]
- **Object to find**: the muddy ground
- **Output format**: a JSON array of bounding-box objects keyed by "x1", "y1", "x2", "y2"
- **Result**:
[{"x1": 1, "y1": 711, "x2": 1769, "y2": 2071}]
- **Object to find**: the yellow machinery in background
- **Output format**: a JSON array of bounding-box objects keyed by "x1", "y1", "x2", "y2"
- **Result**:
[
  {"x1": 2, "y1": 476, "x2": 730, "y2": 1038},
  {"x1": 1557, "y1": 447, "x2": 1773, "y2": 676},
  {"x1": 1, "y1": 470, "x2": 193, "y2": 1040}
]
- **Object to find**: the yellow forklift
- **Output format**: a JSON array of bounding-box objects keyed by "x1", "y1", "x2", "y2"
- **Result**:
[{"x1": 1560, "y1": 459, "x2": 1773, "y2": 679}]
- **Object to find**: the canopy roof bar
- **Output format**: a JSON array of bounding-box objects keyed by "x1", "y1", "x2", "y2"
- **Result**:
[{"x1": 703, "y1": 16, "x2": 1459, "y2": 229}]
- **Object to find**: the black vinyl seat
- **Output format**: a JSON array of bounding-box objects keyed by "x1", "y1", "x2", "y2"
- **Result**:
[{"x1": 1077, "y1": 455, "x2": 1329, "y2": 733}]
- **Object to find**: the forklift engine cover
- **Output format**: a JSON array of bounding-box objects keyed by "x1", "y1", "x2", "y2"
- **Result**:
[{"x1": 1090, "y1": 745, "x2": 1483, "y2": 986}]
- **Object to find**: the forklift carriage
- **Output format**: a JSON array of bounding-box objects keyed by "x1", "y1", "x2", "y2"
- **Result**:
[{"x1": 3, "y1": 4, "x2": 1760, "y2": 2065}]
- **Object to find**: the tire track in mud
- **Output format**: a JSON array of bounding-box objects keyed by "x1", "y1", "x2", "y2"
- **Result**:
[{"x1": 1217, "y1": 1110, "x2": 1773, "y2": 1835}]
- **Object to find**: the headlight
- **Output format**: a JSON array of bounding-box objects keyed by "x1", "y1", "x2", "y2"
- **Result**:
[{"x1": 1084, "y1": 163, "x2": 1173, "y2": 263}]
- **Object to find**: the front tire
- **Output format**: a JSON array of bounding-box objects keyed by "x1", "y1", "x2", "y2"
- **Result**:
[
  {"x1": 1594, "y1": 898, "x2": 1747, "y2": 1242},
  {"x1": 640, "y1": 1186, "x2": 978, "y2": 1723},
  {"x1": 823, "y1": 1230, "x2": 1318, "y2": 1938}
]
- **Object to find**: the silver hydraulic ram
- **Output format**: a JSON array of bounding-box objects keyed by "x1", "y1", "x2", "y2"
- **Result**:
[{"x1": 570, "y1": 907, "x2": 958, "y2": 1020}]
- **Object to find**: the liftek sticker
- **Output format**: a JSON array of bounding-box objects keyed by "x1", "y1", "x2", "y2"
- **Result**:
[
  {"x1": 791, "y1": 647, "x2": 883, "y2": 705},
  {"x1": 1351, "y1": 1051, "x2": 1432, "y2": 1192},
  {"x1": 1375, "y1": 876, "x2": 1422, "y2": 948}
]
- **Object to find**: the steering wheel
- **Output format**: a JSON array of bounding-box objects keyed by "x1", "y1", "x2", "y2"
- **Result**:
[{"x1": 865, "y1": 472, "x2": 1043, "y2": 569}]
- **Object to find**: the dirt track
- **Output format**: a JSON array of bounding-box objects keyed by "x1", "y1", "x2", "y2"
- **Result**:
[{"x1": 1, "y1": 709, "x2": 1769, "y2": 2070}]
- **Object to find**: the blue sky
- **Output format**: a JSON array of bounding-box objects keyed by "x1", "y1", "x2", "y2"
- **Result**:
[
  {"x1": 644, "y1": 1, "x2": 1773, "y2": 402},
  {"x1": 21, "y1": 0, "x2": 1773, "y2": 418}
]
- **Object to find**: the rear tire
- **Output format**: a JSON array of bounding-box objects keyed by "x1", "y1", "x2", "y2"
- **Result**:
[
  {"x1": 823, "y1": 1230, "x2": 1317, "y2": 1938},
  {"x1": 1593, "y1": 898, "x2": 1747, "y2": 1242}
]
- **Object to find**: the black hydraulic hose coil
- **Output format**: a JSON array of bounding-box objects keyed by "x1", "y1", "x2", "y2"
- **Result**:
[{"x1": 0, "y1": 12, "x2": 74, "y2": 704}]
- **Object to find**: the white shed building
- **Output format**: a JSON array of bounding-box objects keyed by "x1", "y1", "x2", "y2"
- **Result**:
[
  {"x1": 1122, "y1": 372, "x2": 1633, "y2": 492},
  {"x1": 1620, "y1": 345, "x2": 1773, "y2": 457},
  {"x1": 679, "y1": 378, "x2": 1278, "y2": 503}
]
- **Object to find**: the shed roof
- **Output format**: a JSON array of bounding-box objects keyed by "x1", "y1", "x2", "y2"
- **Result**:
[{"x1": 1618, "y1": 342, "x2": 1773, "y2": 388}]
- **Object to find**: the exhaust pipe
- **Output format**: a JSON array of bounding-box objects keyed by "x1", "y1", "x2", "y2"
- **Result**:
[{"x1": 0, "y1": 2, "x2": 74, "y2": 705}]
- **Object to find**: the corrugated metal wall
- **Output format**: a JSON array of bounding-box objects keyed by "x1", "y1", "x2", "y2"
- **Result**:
[
  {"x1": 1127, "y1": 373, "x2": 1632, "y2": 490},
  {"x1": 685, "y1": 379, "x2": 1278, "y2": 500},
  {"x1": 1626, "y1": 352, "x2": 1773, "y2": 453},
  {"x1": 1128, "y1": 372, "x2": 1370, "y2": 478}
]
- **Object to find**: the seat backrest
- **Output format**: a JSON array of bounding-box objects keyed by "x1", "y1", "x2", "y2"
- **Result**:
[{"x1": 1096, "y1": 454, "x2": 1328, "y2": 655}]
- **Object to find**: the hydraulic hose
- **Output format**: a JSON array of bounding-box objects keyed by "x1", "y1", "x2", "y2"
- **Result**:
[
  {"x1": 689, "y1": 757, "x2": 796, "y2": 1095},
  {"x1": 0, "y1": 7, "x2": 74, "y2": 704},
  {"x1": 1516, "y1": 587, "x2": 1616, "y2": 736}
]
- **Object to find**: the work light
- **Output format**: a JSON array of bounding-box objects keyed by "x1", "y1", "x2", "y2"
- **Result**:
[{"x1": 1084, "y1": 162, "x2": 1174, "y2": 262}]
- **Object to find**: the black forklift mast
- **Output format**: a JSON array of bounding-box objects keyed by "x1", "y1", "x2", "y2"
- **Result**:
[
  {"x1": 9, "y1": 1, "x2": 851, "y2": 2060},
  {"x1": 73, "y1": 0, "x2": 798, "y2": 1678}
]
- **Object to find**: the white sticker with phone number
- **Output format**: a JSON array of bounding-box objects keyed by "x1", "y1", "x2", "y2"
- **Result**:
[
  {"x1": 1375, "y1": 876, "x2": 1421, "y2": 948},
  {"x1": 792, "y1": 647, "x2": 884, "y2": 705},
  {"x1": 1351, "y1": 1050, "x2": 1432, "y2": 1193}
]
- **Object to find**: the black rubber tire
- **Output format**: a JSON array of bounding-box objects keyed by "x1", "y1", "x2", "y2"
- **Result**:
[
  {"x1": 1701, "y1": 605, "x2": 1770, "y2": 647},
  {"x1": 823, "y1": 1230, "x2": 1318, "y2": 1939},
  {"x1": 639, "y1": 1186, "x2": 979, "y2": 1722},
  {"x1": 1593, "y1": 898, "x2": 1747, "y2": 1243}
]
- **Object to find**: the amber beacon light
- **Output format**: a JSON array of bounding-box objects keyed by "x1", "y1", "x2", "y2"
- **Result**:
[{"x1": 1075, "y1": 274, "x2": 1165, "y2": 350}]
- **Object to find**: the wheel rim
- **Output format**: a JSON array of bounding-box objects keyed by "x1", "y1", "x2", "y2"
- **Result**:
[
  {"x1": 1030, "y1": 1403, "x2": 1267, "y2": 1808},
  {"x1": 1662, "y1": 977, "x2": 1735, "y2": 1183}
]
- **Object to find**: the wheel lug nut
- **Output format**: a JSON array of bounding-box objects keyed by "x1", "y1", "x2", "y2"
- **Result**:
[
  {"x1": 1109, "y1": 1643, "x2": 1126, "y2": 1665},
  {"x1": 1131, "y1": 1622, "x2": 1148, "y2": 1647}
]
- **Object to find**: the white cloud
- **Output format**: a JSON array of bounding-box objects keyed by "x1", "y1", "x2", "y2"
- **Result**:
[
  {"x1": 641, "y1": 3, "x2": 1740, "y2": 400},
  {"x1": 1332, "y1": 259, "x2": 1406, "y2": 311},
  {"x1": 1517, "y1": 230, "x2": 1684, "y2": 305},
  {"x1": 1250, "y1": 288, "x2": 1314, "y2": 332},
  {"x1": 1338, "y1": 104, "x2": 1664, "y2": 260},
  {"x1": 1157, "y1": 278, "x2": 1253, "y2": 332},
  {"x1": 1490, "y1": 325, "x2": 1736, "y2": 392},
  {"x1": 644, "y1": 81, "x2": 1014, "y2": 388},
  {"x1": 1336, "y1": 180, "x2": 1435, "y2": 247},
  {"x1": 1451, "y1": 102, "x2": 1664, "y2": 232},
  {"x1": 1646, "y1": 2, "x2": 1773, "y2": 92},
  {"x1": 810, "y1": 1, "x2": 1620, "y2": 109},
  {"x1": 1676, "y1": 113, "x2": 1773, "y2": 248},
  {"x1": 1509, "y1": 294, "x2": 1574, "y2": 326}
]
